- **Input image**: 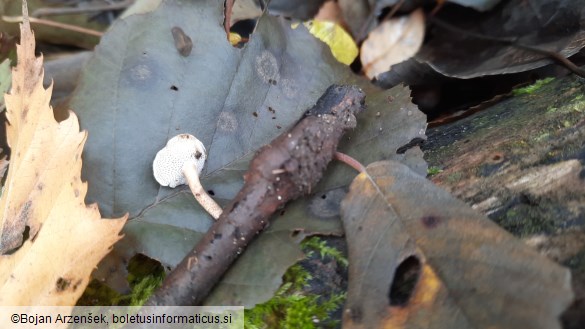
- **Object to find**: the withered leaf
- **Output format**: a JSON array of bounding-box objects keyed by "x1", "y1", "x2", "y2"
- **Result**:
[
  {"x1": 341, "y1": 160, "x2": 573, "y2": 329},
  {"x1": 360, "y1": 9, "x2": 425, "y2": 79},
  {"x1": 0, "y1": 2, "x2": 126, "y2": 307}
]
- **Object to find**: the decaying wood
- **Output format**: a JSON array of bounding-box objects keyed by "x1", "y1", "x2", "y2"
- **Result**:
[
  {"x1": 145, "y1": 85, "x2": 365, "y2": 306},
  {"x1": 423, "y1": 73, "x2": 585, "y2": 328}
]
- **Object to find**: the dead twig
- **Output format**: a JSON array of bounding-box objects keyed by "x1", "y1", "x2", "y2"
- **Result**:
[{"x1": 145, "y1": 85, "x2": 366, "y2": 306}]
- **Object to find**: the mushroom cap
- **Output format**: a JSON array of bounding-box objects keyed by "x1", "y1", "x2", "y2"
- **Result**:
[{"x1": 153, "y1": 134, "x2": 207, "y2": 188}]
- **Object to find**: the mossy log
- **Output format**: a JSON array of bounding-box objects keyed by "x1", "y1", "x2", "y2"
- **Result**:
[{"x1": 423, "y1": 74, "x2": 585, "y2": 329}]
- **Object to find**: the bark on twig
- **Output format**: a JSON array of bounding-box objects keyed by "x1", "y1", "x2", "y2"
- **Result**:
[{"x1": 146, "y1": 84, "x2": 365, "y2": 306}]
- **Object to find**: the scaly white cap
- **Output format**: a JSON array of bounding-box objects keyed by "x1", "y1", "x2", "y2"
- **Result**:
[{"x1": 153, "y1": 134, "x2": 207, "y2": 188}]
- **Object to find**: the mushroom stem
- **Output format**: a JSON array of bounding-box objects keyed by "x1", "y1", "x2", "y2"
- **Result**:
[{"x1": 182, "y1": 162, "x2": 223, "y2": 220}]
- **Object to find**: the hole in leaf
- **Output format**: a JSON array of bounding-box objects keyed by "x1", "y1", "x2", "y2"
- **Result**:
[
  {"x1": 170, "y1": 85, "x2": 178, "y2": 91},
  {"x1": 388, "y1": 256, "x2": 421, "y2": 306}
]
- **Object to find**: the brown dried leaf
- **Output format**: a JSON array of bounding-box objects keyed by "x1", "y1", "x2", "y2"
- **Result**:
[
  {"x1": 360, "y1": 9, "x2": 425, "y2": 79},
  {"x1": 0, "y1": 2, "x2": 126, "y2": 307},
  {"x1": 341, "y1": 160, "x2": 573, "y2": 329}
]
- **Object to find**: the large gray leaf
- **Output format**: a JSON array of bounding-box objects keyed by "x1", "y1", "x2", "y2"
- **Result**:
[{"x1": 71, "y1": 0, "x2": 426, "y2": 306}]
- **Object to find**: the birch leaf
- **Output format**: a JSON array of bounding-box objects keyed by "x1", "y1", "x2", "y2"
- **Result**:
[{"x1": 0, "y1": 2, "x2": 126, "y2": 307}]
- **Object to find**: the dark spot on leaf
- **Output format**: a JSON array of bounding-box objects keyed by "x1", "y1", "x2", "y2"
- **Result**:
[
  {"x1": 74, "y1": 189, "x2": 80, "y2": 198},
  {"x1": 421, "y1": 215, "x2": 441, "y2": 229},
  {"x1": 171, "y1": 26, "x2": 193, "y2": 57},
  {"x1": 268, "y1": 107, "x2": 275, "y2": 114},
  {"x1": 280, "y1": 210, "x2": 285, "y2": 216},
  {"x1": 213, "y1": 233, "x2": 222, "y2": 240},
  {"x1": 290, "y1": 230, "x2": 301, "y2": 238},
  {"x1": 21, "y1": 106, "x2": 29, "y2": 120},
  {"x1": 252, "y1": 111, "x2": 258, "y2": 117},
  {"x1": 234, "y1": 227, "x2": 241, "y2": 239},
  {"x1": 37, "y1": 183, "x2": 43, "y2": 191},
  {"x1": 276, "y1": 125, "x2": 282, "y2": 129},
  {"x1": 195, "y1": 151, "x2": 202, "y2": 159},
  {"x1": 389, "y1": 256, "x2": 421, "y2": 306},
  {"x1": 208, "y1": 190, "x2": 215, "y2": 196},
  {"x1": 387, "y1": 95, "x2": 394, "y2": 102},
  {"x1": 56, "y1": 277, "x2": 71, "y2": 292},
  {"x1": 309, "y1": 188, "x2": 346, "y2": 218},
  {"x1": 272, "y1": 116, "x2": 276, "y2": 119},
  {"x1": 358, "y1": 226, "x2": 362, "y2": 231},
  {"x1": 205, "y1": 255, "x2": 212, "y2": 261},
  {"x1": 72, "y1": 279, "x2": 82, "y2": 291},
  {"x1": 170, "y1": 85, "x2": 178, "y2": 91}
]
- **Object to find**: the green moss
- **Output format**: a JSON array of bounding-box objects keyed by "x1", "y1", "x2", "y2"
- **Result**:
[
  {"x1": 427, "y1": 166, "x2": 443, "y2": 176},
  {"x1": 77, "y1": 254, "x2": 165, "y2": 306},
  {"x1": 512, "y1": 77, "x2": 555, "y2": 96},
  {"x1": 245, "y1": 278, "x2": 345, "y2": 329},
  {"x1": 245, "y1": 237, "x2": 347, "y2": 329},
  {"x1": 301, "y1": 236, "x2": 348, "y2": 268}
]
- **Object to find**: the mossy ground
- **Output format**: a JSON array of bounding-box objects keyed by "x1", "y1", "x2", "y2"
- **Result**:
[{"x1": 79, "y1": 236, "x2": 347, "y2": 328}]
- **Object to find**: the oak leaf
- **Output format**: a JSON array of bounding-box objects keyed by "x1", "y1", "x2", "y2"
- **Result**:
[{"x1": 341, "y1": 160, "x2": 573, "y2": 329}]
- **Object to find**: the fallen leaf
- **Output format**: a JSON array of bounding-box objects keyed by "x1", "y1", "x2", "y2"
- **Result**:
[
  {"x1": 304, "y1": 20, "x2": 358, "y2": 65},
  {"x1": 414, "y1": 0, "x2": 585, "y2": 78},
  {"x1": 339, "y1": 0, "x2": 502, "y2": 40},
  {"x1": 341, "y1": 160, "x2": 573, "y2": 329},
  {"x1": 360, "y1": 9, "x2": 425, "y2": 79},
  {"x1": 0, "y1": 2, "x2": 126, "y2": 306},
  {"x1": 70, "y1": 0, "x2": 426, "y2": 306},
  {"x1": 0, "y1": 0, "x2": 104, "y2": 49}
]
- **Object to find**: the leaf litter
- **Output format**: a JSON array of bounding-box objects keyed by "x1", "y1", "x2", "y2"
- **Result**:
[{"x1": 69, "y1": 0, "x2": 427, "y2": 306}]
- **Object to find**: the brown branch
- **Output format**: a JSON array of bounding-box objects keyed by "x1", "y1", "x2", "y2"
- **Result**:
[{"x1": 145, "y1": 85, "x2": 366, "y2": 306}]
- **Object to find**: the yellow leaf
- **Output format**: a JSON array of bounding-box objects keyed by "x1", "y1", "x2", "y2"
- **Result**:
[
  {"x1": 0, "y1": 2, "x2": 126, "y2": 307},
  {"x1": 304, "y1": 20, "x2": 358, "y2": 65},
  {"x1": 360, "y1": 9, "x2": 425, "y2": 79}
]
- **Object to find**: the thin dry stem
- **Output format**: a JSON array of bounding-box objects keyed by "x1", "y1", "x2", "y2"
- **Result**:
[{"x1": 182, "y1": 163, "x2": 222, "y2": 220}]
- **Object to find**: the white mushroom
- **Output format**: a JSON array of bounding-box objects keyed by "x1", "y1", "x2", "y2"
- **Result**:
[{"x1": 153, "y1": 134, "x2": 222, "y2": 220}]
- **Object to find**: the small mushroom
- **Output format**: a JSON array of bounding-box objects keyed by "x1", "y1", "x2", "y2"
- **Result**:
[{"x1": 153, "y1": 134, "x2": 222, "y2": 219}]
